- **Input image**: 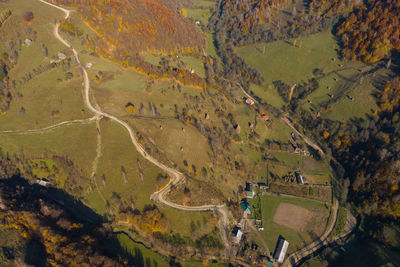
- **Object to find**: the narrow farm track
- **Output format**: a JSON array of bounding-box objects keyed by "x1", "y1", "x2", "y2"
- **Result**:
[
  {"x1": 283, "y1": 200, "x2": 339, "y2": 267},
  {"x1": 281, "y1": 116, "x2": 325, "y2": 157},
  {"x1": 0, "y1": 117, "x2": 97, "y2": 135},
  {"x1": 38, "y1": 0, "x2": 230, "y2": 251}
]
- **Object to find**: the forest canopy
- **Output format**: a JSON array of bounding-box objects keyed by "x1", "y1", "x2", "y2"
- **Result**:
[{"x1": 337, "y1": 0, "x2": 400, "y2": 62}]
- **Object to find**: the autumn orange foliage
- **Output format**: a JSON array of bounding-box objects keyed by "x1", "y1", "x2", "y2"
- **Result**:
[{"x1": 336, "y1": 0, "x2": 400, "y2": 62}]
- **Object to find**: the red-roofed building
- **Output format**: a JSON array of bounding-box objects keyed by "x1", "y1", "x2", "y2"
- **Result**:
[{"x1": 262, "y1": 115, "x2": 270, "y2": 120}]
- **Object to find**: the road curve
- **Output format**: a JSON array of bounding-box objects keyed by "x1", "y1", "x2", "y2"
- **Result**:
[
  {"x1": 38, "y1": 0, "x2": 229, "y2": 246},
  {"x1": 282, "y1": 199, "x2": 339, "y2": 267}
]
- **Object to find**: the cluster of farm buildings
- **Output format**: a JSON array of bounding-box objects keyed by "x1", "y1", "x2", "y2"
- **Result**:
[{"x1": 232, "y1": 182, "x2": 290, "y2": 265}]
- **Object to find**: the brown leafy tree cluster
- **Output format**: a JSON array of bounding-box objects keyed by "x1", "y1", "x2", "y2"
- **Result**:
[
  {"x1": 220, "y1": 0, "x2": 289, "y2": 34},
  {"x1": 50, "y1": 0, "x2": 207, "y2": 87},
  {"x1": 0, "y1": 58, "x2": 12, "y2": 114},
  {"x1": 59, "y1": 18, "x2": 83, "y2": 37},
  {"x1": 119, "y1": 205, "x2": 169, "y2": 236},
  {"x1": 0, "y1": 177, "x2": 131, "y2": 266},
  {"x1": 22, "y1": 11, "x2": 34, "y2": 22},
  {"x1": 308, "y1": 0, "x2": 359, "y2": 17},
  {"x1": 336, "y1": 0, "x2": 400, "y2": 63},
  {"x1": 0, "y1": 8, "x2": 11, "y2": 27},
  {"x1": 50, "y1": 0, "x2": 204, "y2": 54}
]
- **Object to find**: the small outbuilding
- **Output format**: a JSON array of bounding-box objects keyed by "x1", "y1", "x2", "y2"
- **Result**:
[
  {"x1": 36, "y1": 178, "x2": 50, "y2": 187},
  {"x1": 245, "y1": 182, "x2": 255, "y2": 198},
  {"x1": 295, "y1": 172, "x2": 304, "y2": 185},
  {"x1": 232, "y1": 226, "x2": 243, "y2": 244},
  {"x1": 262, "y1": 114, "x2": 270, "y2": 121},
  {"x1": 257, "y1": 182, "x2": 268, "y2": 190},
  {"x1": 58, "y1": 52, "x2": 66, "y2": 60},
  {"x1": 25, "y1": 38, "x2": 33, "y2": 46}
]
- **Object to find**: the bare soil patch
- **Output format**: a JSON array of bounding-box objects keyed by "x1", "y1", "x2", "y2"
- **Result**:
[
  {"x1": 273, "y1": 203, "x2": 313, "y2": 231},
  {"x1": 303, "y1": 159, "x2": 318, "y2": 171}
]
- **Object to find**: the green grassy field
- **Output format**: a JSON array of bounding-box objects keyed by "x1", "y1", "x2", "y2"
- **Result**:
[
  {"x1": 269, "y1": 152, "x2": 332, "y2": 184},
  {"x1": 206, "y1": 33, "x2": 218, "y2": 58},
  {"x1": 116, "y1": 233, "x2": 169, "y2": 267},
  {"x1": 159, "y1": 207, "x2": 215, "y2": 237},
  {"x1": 236, "y1": 30, "x2": 348, "y2": 85},
  {"x1": 184, "y1": 8, "x2": 211, "y2": 25},
  {"x1": 259, "y1": 194, "x2": 330, "y2": 254},
  {"x1": 250, "y1": 84, "x2": 285, "y2": 109},
  {"x1": 0, "y1": 0, "x2": 68, "y2": 74},
  {"x1": 0, "y1": 122, "x2": 97, "y2": 180},
  {"x1": 0, "y1": 69, "x2": 91, "y2": 131},
  {"x1": 0, "y1": 0, "x2": 91, "y2": 131},
  {"x1": 129, "y1": 118, "x2": 213, "y2": 173},
  {"x1": 86, "y1": 120, "x2": 164, "y2": 213},
  {"x1": 236, "y1": 29, "x2": 379, "y2": 122}
]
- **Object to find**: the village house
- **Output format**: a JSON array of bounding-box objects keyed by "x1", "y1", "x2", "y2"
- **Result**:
[
  {"x1": 262, "y1": 114, "x2": 270, "y2": 121},
  {"x1": 245, "y1": 98, "x2": 255, "y2": 105},
  {"x1": 240, "y1": 200, "x2": 251, "y2": 215}
]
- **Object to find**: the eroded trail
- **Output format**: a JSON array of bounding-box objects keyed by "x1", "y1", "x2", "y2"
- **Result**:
[
  {"x1": 38, "y1": 0, "x2": 230, "y2": 251},
  {"x1": 0, "y1": 117, "x2": 96, "y2": 135}
]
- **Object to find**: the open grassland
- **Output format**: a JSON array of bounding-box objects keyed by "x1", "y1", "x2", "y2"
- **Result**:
[
  {"x1": 87, "y1": 120, "x2": 165, "y2": 213},
  {"x1": 0, "y1": 0, "x2": 67, "y2": 74},
  {"x1": 250, "y1": 84, "x2": 285, "y2": 109},
  {"x1": 236, "y1": 30, "x2": 350, "y2": 85},
  {"x1": 206, "y1": 33, "x2": 218, "y2": 58},
  {"x1": 269, "y1": 151, "x2": 332, "y2": 184},
  {"x1": 260, "y1": 194, "x2": 330, "y2": 254},
  {"x1": 181, "y1": 0, "x2": 215, "y2": 25},
  {"x1": 159, "y1": 206, "x2": 215, "y2": 237},
  {"x1": 116, "y1": 233, "x2": 169, "y2": 267},
  {"x1": 0, "y1": 68, "x2": 90, "y2": 131},
  {"x1": 0, "y1": 0, "x2": 91, "y2": 130},
  {"x1": 236, "y1": 29, "x2": 380, "y2": 122},
  {"x1": 0, "y1": 123, "x2": 97, "y2": 180},
  {"x1": 129, "y1": 118, "x2": 213, "y2": 173},
  {"x1": 184, "y1": 8, "x2": 212, "y2": 25}
]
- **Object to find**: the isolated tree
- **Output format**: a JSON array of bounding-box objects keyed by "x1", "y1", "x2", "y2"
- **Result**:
[
  {"x1": 41, "y1": 43, "x2": 48, "y2": 57},
  {"x1": 184, "y1": 187, "x2": 191, "y2": 197},
  {"x1": 23, "y1": 11, "x2": 34, "y2": 22}
]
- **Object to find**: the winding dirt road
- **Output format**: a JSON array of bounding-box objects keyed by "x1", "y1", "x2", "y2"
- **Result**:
[
  {"x1": 38, "y1": 0, "x2": 230, "y2": 249},
  {"x1": 282, "y1": 199, "x2": 339, "y2": 267}
]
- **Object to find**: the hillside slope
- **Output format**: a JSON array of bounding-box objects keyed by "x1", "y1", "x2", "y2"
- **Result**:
[{"x1": 51, "y1": 0, "x2": 205, "y2": 55}]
